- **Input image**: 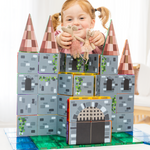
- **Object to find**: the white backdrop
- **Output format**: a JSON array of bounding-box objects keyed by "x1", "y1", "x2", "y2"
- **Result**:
[{"x1": 0, "y1": 0, "x2": 150, "y2": 126}]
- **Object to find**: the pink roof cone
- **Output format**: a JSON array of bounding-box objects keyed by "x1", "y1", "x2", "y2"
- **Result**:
[
  {"x1": 103, "y1": 20, "x2": 120, "y2": 55},
  {"x1": 19, "y1": 14, "x2": 39, "y2": 53},
  {"x1": 118, "y1": 40, "x2": 134, "y2": 75},
  {"x1": 40, "y1": 16, "x2": 58, "y2": 53}
]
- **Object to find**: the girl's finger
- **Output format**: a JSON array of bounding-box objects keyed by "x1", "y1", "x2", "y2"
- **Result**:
[
  {"x1": 62, "y1": 46, "x2": 71, "y2": 49},
  {"x1": 62, "y1": 32, "x2": 72, "y2": 37},
  {"x1": 94, "y1": 39, "x2": 103, "y2": 46},
  {"x1": 60, "y1": 41, "x2": 72, "y2": 46},
  {"x1": 90, "y1": 35, "x2": 100, "y2": 43},
  {"x1": 61, "y1": 36, "x2": 73, "y2": 42}
]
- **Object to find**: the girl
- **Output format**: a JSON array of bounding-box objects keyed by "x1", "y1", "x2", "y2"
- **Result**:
[{"x1": 52, "y1": 0, "x2": 110, "y2": 54}]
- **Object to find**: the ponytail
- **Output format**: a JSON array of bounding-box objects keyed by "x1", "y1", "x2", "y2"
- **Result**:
[
  {"x1": 52, "y1": 13, "x2": 60, "y2": 31},
  {"x1": 97, "y1": 7, "x2": 110, "y2": 30}
]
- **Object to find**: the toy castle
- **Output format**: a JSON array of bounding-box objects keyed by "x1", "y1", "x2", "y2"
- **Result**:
[{"x1": 17, "y1": 14, "x2": 135, "y2": 145}]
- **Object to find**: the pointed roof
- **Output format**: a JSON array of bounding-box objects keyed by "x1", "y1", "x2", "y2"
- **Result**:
[
  {"x1": 40, "y1": 16, "x2": 58, "y2": 53},
  {"x1": 103, "y1": 20, "x2": 119, "y2": 55},
  {"x1": 19, "y1": 14, "x2": 39, "y2": 53},
  {"x1": 118, "y1": 40, "x2": 134, "y2": 75}
]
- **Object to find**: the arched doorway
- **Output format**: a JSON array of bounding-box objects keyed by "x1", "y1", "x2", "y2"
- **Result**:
[
  {"x1": 76, "y1": 107, "x2": 105, "y2": 144},
  {"x1": 25, "y1": 78, "x2": 31, "y2": 90}
]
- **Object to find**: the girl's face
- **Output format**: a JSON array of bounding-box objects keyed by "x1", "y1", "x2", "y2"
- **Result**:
[{"x1": 62, "y1": 4, "x2": 95, "y2": 39}]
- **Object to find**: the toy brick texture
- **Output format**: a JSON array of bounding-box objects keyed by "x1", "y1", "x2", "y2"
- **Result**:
[
  {"x1": 84, "y1": 54, "x2": 99, "y2": 73},
  {"x1": 100, "y1": 55, "x2": 118, "y2": 75},
  {"x1": 38, "y1": 95, "x2": 57, "y2": 115},
  {"x1": 116, "y1": 94, "x2": 134, "y2": 113},
  {"x1": 17, "y1": 116, "x2": 37, "y2": 137},
  {"x1": 17, "y1": 74, "x2": 38, "y2": 94},
  {"x1": 74, "y1": 75, "x2": 94, "y2": 96},
  {"x1": 116, "y1": 113, "x2": 133, "y2": 132},
  {"x1": 38, "y1": 115, "x2": 57, "y2": 135},
  {"x1": 39, "y1": 53, "x2": 59, "y2": 73},
  {"x1": 118, "y1": 75, "x2": 135, "y2": 93},
  {"x1": 57, "y1": 115, "x2": 67, "y2": 137},
  {"x1": 59, "y1": 53, "x2": 66, "y2": 72},
  {"x1": 57, "y1": 95, "x2": 70, "y2": 116},
  {"x1": 111, "y1": 112, "x2": 117, "y2": 132},
  {"x1": 58, "y1": 74, "x2": 73, "y2": 95},
  {"x1": 95, "y1": 75, "x2": 100, "y2": 96},
  {"x1": 38, "y1": 74, "x2": 58, "y2": 94},
  {"x1": 17, "y1": 95, "x2": 37, "y2": 115},
  {"x1": 19, "y1": 14, "x2": 39, "y2": 53},
  {"x1": 18, "y1": 53, "x2": 38, "y2": 73}
]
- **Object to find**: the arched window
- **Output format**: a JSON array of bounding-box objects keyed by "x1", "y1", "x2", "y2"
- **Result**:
[
  {"x1": 107, "y1": 79, "x2": 112, "y2": 91},
  {"x1": 124, "y1": 78, "x2": 129, "y2": 90},
  {"x1": 25, "y1": 78, "x2": 31, "y2": 90}
]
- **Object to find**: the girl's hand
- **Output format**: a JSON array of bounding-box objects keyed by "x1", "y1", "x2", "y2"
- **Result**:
[
  {"x1": 89, "y1": 31, "x2": 105, "y2": 47},
  {"x1": 56, "y1": 32, "x2": 73, "y2": 49}
]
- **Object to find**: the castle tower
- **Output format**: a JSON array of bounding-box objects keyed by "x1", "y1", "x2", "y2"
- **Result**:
[
  {"x1": 116, "y1": 40, "x2": 135, "y2": 132},
  {"x1": 17, "y1": 14, "x2": 39, "y2": 137},
  {"x1": 95, "y1": 20, "x2": 134, "y2": 133},
  {"x1": 95, "y1": 20, "x2": 119, "y2": 133},
  {"x1": 17, "y1": 15, "x2": 59, "y2": 137}
]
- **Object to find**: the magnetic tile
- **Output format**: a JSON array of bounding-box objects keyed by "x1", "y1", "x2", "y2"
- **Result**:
[
  {"x1": 134, "y1": 136, "x2": 150, "y2": 143},
  {"x1": 4, "y1": 128, "x2": 16, "y2": 133},
  {"x1": 12, "y1": 143, "x2": 37, "y2": 150},
  {"x1": 126, "y1": 131, "x2": 150, "y2": 137},
  {"x1": 115, "y1": 136, "x2": 143, "y2": 144},
  {"x1": 8, "y1": 137, "x2": 32, "y2": 144}
]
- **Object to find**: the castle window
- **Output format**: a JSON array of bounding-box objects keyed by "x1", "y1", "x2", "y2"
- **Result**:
[
  {"x1": 25, "y1": 78, "x2": 31, "y2": 90},
  {"x1": 72, "y1": 58, "x2": 77, "y2": 70},
  {"x1": 124, "y1": 78, "x2": 129, "y2": 90},
  {"x1": 107, "y1": 79, "x2": 112, "y2": 90}
]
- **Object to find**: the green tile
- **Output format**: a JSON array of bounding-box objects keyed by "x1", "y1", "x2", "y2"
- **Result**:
[
  {"x1": 28, "y1": 133, "x2": 143, "y2": 149},
  {"x1": 36, "y1": 141, "x2": 60, "y2": 149},
  {"x1": 50, "y1": 135, "x2": 66, "y2": 142},
  {"x1": 119, "y1": 137, "x2": 143, "y2": 145},
  {"x1": 112, "y1": 132, "x2": 131, "y2": 138}
]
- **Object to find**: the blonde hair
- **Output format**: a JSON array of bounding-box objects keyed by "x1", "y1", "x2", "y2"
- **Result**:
[{"x1": 52, "y1": 0, "x2": 110, "y2": 31}]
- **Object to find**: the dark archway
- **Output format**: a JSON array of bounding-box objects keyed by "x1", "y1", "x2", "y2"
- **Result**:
[
  {"x1": 107, "y1": 79, "x2": 112, "y2": 91},
  {"x1": 25, "y1": 78, "x2": 31, "y2": 90},
  {"x1": 124, "y1": 78, "x2": 129, "y2": 90},
  {"x1": 72, "y1": 58, "x2": 77, "y2": 70}
]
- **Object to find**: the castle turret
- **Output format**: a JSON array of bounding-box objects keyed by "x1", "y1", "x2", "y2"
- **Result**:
[
  {"x1": 40, "y1": 16, "x2": 58, "y2": 53},
  {"x1": 19, "y1": 14, "x2": 38, "y2": 53}
]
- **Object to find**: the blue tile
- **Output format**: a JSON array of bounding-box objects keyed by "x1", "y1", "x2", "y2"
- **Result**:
[
  {"x1": 9, "y1": 137, "x2": 32, "y2": 144},
  {"x1": 12, "y1": 143, "x2": 37, "y2": 150}
]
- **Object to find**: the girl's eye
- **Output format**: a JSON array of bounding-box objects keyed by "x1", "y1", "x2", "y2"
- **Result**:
[
  {"x1": 67, "y1": 19, "x2": 72, "y2": 21},
  {"x1": 80, "y1": 17, "x2": 84, "y2": 20}
]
